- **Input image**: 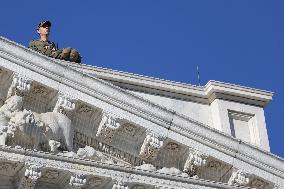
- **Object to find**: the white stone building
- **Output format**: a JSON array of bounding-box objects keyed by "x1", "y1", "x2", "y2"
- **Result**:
[{"x1": 0, "y1": 36, "x2": 283, "y2": 188}]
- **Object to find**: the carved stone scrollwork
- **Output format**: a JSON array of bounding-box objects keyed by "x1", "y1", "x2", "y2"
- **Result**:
[
  {"x1": 96, "y1": 113, "x2": 121, "y2": 144},
  {"x1": 18, "y1": 164, "x2": 42, "y2": 189},
  {"x1": 53, "y1": 94, "x2": 76, "y2": 115},
  {"x1": 183, "y1": 149, "x2": 208, "y2": 178},
  {"x1": 7, "y1": 75, "x2": 32, "y2": 98},
  {"x1": 112, "y1": 180, "x2": 129, "y2": 189},
  {"x1": 69, "y1": 173, "x2": 87, "y2": 189},
  {"x1": 139, "y1": 130, "x2": 164, "y2": 161},
  {"x1": 228, "y1": 169, "x2": 250, "y2": 187}
]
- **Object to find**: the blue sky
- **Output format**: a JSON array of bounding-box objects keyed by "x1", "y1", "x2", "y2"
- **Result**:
[{"x1": 0, "y1": 1, "x2": 283, "y2": 157}]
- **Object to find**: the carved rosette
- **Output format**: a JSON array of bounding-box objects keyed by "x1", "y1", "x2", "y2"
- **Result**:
[
  {"x1": 96, "y1": 113, "x2": 121, "y2": 144},
  {"x1": 183, "y1": 149, "x2": 208, "y2": 178},
  {"x1": 112, "y1": 180, "x2": 129, "y2": 189},
  {"x1": 228, "y1": 169, "x2": 250, "y2": 187},
  {"x1": 53, "y1": 94, "x2": 76, "y2": 115},
  {"x1": 139, "y1": 130, "x2": 164, "y2": 161},
  {"x1": 69, "y1": 173, "x2": 87, "y2": 189},
  {"x1": 7, "y1": 75, "x2": 32, "y2": 97},
  {"x1": 18, "y1": 164, "x2": 42, "y2": 189}
]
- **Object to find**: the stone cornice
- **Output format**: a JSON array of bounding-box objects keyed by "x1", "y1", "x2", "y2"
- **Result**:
[
  {"x1": 0, "y1": 146, "x2": 252, "y2": 189},
  {"x1": 0, "y1": 36, "x2": 282, "y2": 183},
  {"x1": 69, "y1": 63, "x2": 273, "y2": 107}
]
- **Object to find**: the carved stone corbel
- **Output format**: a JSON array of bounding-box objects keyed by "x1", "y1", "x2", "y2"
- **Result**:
[
  {"x1": 53, "y1": 94, "x2": 76, "y2": 115},
  {"x1": 7, "y1": 75, "x2": 32, "y2": 98},
  {"x1": 68, "y1": 173, "x2": 87, "y2": 189},
  {"x1": 96, "y1": 112, "x2": 121, "y2": 144},
  {"x1": 183, "y1": 149, "x2": 208, "y2": 178},
  {"x1": 17, "y1": 164, "x2": 42, "y2": 189},
  {"x1": 112, "y1": 180, "x2": 129, "y2": 189},
  {"x1": 228, "y1": 169, "x2": 250, "y2": 186},
  {"x1": 139, "y1": 130, "x2": 164, "y2": 161}
]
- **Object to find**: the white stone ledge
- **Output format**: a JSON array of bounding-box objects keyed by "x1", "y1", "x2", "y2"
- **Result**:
[
  {"x1": 0, "y1": 147, "x2": 254, "y2": 189},
  {"x1": 69, "y1": 63, "x2": 273, "y2": 107}
]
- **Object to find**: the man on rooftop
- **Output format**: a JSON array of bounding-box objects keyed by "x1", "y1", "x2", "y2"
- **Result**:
[{"x1": 28, "y1": 20, "x2": 81, "y2": 63}]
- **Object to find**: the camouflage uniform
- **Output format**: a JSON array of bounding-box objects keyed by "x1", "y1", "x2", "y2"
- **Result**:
[
  {"x1": 28, "y1": 20, "x2": 81, "y2": 63},
  {"x1": 28, "y1": 40, "x2": 62, "y2": 59}
]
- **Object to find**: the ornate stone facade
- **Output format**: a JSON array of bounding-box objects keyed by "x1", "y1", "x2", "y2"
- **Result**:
[{"x1": 0, "y1": 36, "x2": 282, "y2": 188}]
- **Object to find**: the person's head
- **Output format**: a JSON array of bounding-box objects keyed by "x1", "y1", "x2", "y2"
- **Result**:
[{"x1": 37, "y1": 21, "x2": 51, "y2": 40}]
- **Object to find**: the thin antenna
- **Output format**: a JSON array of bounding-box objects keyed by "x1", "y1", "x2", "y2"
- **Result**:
[{"x1": 197, "y1": 65, "x2": 201, "y2": 86}]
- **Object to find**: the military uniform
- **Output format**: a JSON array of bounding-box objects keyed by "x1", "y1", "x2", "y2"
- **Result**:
[
  {"x1": 28, "y1": 40, "x2": 62, "y2": 58},
  {"x1": 28, "y1": 20, "x2": 81, "y2": 63}
]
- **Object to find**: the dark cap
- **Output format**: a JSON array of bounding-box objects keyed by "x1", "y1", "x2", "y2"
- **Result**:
[{"x1": 37, "y1": 20, "x2": 51, "y2": 29}]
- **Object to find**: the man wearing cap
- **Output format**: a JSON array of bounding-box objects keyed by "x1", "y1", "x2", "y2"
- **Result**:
[{"x1": 29, "y1": 21, "x2": 81, "y2": 63}]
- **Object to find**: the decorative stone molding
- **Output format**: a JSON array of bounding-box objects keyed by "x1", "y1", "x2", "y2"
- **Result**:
[
  {"x1": 139, "y1": 130, "x2": 164, "y2": 161},
  {"x1": 18, "y1": 164, "x2": 42, "y2": 189},
  {"x1": 7, "y1": 75, "x2": 32, "y2": 98},
  {"x1": 53, "y1": 94, "x2": 76, "y2": 115},
  {"x1": 69, "y1": 173, "x2": 87, "y2": 189},
  {"x1": 183, "y1": 149, "x2": 208, "y2": 178},
  {"x1": 112, "y1": 180, "x2": 129, "y2": 189},
  {"x1": 96, "y1": 112, "x2": 121, "y2": 144},
  {"x1": 228, "y1": 169, "x2": 250, "y2": 186}
]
